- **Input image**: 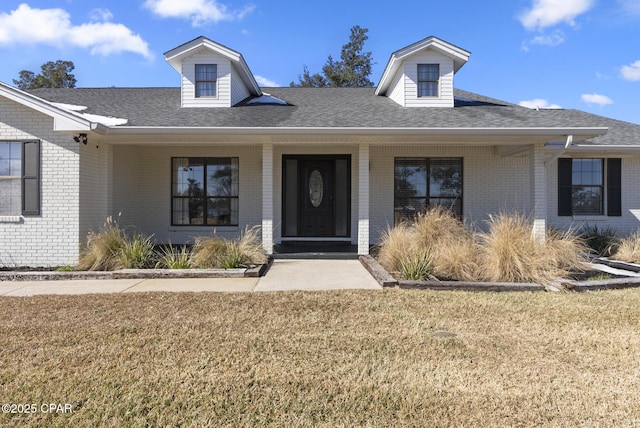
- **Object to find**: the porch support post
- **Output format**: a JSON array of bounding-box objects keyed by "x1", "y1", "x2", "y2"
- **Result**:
[
  {"x1": 262, "y1": 143, "x2": 274, "y2": 254},
  {"x1": 358, "y1": 143, "x2": 370, "y2": 255},
  {"x1": 530, "y1": 144, "x2": 547, "y2": 242}
]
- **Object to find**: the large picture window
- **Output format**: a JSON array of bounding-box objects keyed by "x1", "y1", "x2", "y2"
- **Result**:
[
  {"x1": 0, "y1": 140, "x2": 40, "y2": 216},
  {"x1": 558, "y1": 158, "x2": 621, "y2": 216},
  {"x1": 195, "y1": 64, "x2": 217, "y2": 97},
  {"x1": 394, "y1": 157, "x2": 462, "y2": 223},
  {"x1": 171, "y1": 157, "x2": 238, "y2": 226}
]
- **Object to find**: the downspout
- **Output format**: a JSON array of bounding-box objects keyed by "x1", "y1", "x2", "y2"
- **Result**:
[{"x1": 544, "y1": 134, "x2": 573, "y2": 166}]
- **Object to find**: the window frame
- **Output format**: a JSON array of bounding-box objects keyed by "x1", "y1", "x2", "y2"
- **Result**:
[
  {"x1": 0, "y1": 140, "x2": 40, "y2": 217},
  {"x1": 558, "y1": 158, "x2": 621, "y2": 217},
  {"x1": 417, "y1": 64, "x2": 440, "y2": 98},
  {"x1": 171, "y1": 157, "x2": 239, "y2": 226},
  {"x1": 195, "y1": 64, "x2": 218, "y2": 98},
  {"x1": 394, "y1": 157, "x2": 463, "y2": 224}
]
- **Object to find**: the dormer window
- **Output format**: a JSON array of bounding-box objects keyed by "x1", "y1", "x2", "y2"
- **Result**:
[
  {"x1": 417, "y1": 64, "x2": 439, "y2": 97},
  {"x1": 195, "y1": 64, "x2": 217, "y2": 98}
]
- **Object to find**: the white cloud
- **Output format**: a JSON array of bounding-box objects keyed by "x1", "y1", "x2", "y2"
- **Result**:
[
  {"x1": 519, "y1": 98, "x2": 563, "y2": 109},
  {"x1": 528, "y1": 30, "x2": 565, "y2": 47},
  {"x1": 255, "y1": 75, "x2": 279, "y2": 87},
  {"x1": 0, "y1": 4, "x2": 152, "y2": 58},
  {"x1": 144, "y1": 0, "x2": 254, "y2": 26},
  {"x1": 621, "y1": 60, "x2": 640, "y2": 81},
  {"x1": 519, "y1": 0, "x2": 594, "y2": 30},
  {"x1": 618, "y1": 0, "x2": 640, "y2": 14},
  {"x1": 581, "y1": 93, "x2": 614, "y2": 106}
]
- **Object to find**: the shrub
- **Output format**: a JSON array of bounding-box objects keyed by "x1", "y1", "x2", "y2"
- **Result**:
[
  {"x1": 613, "y1": 231, "x2": 640, "y2": 263},
  {"x1": 192, "y1": 226, "x2": 267, "y2": 269},
  {"x1": 478, "y1": 213, "x2": 586, "y2": 283},
  {"x1": 412, "y1": 207, "x2": 481, "y2": 281},
  {"x1": 78, "y1": 216, "x2": 155, "y2": 271},
  {"x1": 378, "y1": 209, "x2": 587, "y2": 283},
  {"x1": 580, "y1": 225, "x2": 617, "y2": 256},
  {"x1": 399, "y1": 250, "x2": 433, "y2": 281},
  {"x1": 377, "y1": 223, "x2": 414, "y2": 277},
  {"x1": 157, "y1": 244, "x2": 194, "y2": 269},
  {"x1": 77, "y1": 216, "x2": 128, "y2": 271},
  {"x1": 118, "y1": 231, "x2": 156, "y2": 269}
]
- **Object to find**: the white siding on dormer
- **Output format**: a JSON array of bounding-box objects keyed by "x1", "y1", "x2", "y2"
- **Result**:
[
  {"x1": 181, "y1": 51, "x2": 232, "y2": 107},
  {"x1": 231, "y1": 65, "x2": 251, "y2": 105},
  {"x1": 404, "y1": 51, "x2": 454, "y2": 107},
  {"x1": 387, "y1": 69, "x2": 405, "y2": 106}
]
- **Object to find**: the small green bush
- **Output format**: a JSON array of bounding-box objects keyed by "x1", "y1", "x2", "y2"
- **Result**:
[
  {"x1": 400, "y1": 250, "x2": 433, "y2": 281},
  {"x1": 157, "y1": 244, "x2": 193, "y2": 269},
  {"x1": 580, "y1": 225, "x2": 617, "y2": 256}
]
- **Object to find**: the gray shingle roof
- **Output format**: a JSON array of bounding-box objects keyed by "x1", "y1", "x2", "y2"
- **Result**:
[{"x1": 28, "y1": 86, "x2": 640, "y2": 146}]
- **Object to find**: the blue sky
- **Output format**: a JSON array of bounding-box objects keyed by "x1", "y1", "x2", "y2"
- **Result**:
[{"x1": 1, "y1": 0, "x2": 639, "y2": 124}]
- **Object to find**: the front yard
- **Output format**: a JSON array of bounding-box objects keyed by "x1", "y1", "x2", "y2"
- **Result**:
[{"x1": 1, "y1": 289, "x2": 639, "y2": 427}]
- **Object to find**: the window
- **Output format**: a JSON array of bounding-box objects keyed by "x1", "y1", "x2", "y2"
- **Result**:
[
  {"x1": 172, "y1": 158, "x2": 239, "y2": 226},
  {"x1": 0, "y1": 140, "x2": 40, "y2": 216},
  {"x1": 195, "y1": 64, "x2": 217, "y2": 97},
  {"x1": 417, "y1": 64, "x2": 439, "y2": 97},
  {"x1": 558, "y1": 158, "x2": 621, "y2": 216},
  {"x1": 394, "y1": 158, "x2": 462, "y2": 223}
]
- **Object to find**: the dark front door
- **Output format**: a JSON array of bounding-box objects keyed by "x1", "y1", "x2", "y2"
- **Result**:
[{"x1": 298, "y1": 160, "x2": 334, "y2": 236}]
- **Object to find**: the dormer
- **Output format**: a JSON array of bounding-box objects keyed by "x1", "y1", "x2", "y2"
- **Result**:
[
  {"x1": 375, "y1": 36, "x2": 470, "y2": 108},
  {"x1": 164, "y1": 36, "x2": 261, "y2": 108}
]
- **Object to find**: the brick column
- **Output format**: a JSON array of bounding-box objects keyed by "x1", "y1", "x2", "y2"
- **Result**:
[
  {"x1": 262, "y1": 143, "x2": 274, "y2": 254},
  {"x1": 530, "y1": 144, "x2": 547, "y2": 242},
  {"x1": 358, "y1": 144, "x2": 370, "y2": 255}
]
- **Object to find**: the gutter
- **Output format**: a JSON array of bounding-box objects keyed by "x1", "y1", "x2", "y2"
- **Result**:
[
  {"x1": 96, "y1": 126, "x2": 608, "y2": 137},
  {"x1": 544, "y1": 134, "x2": 573, "y2": 166}
]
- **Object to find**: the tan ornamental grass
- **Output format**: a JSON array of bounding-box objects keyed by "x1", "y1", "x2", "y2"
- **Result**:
[
  {"x1": 379, "y1": 209, "x2": 586, "y2": 283},
  {"x1": 613, "y1": 230, "x2": 640, "y2": 263},
  {"x1": 192, "y1": 226, "x2": 268, "y2": 269}
]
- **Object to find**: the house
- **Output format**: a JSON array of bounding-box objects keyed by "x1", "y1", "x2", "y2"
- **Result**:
[{"x1": 2, "y1": 35, "x2": 640, "y2": 267}]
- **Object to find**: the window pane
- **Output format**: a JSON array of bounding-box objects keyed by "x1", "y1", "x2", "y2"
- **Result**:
[
  {"x1": 572, "y1": 159, "x2": 602, "y2": 185},
  {"x1": 207, "y1": 197, "x2": 238, "y2": 225},
  {"x1": 0, "y1": 142, "x2": 21, "y2": 176},
  {"x1": 173, "y1": 159, "x2": 204, "y2": 197},
  {"x1": 207, "y1": 158, "x2": 238, "y2": 197},
  {"x1": 0, "y1": 178, "x2": 21, "y2": 215},
  {"x1": 196, "y1": 82, "x2": 216, "y2": 97},
  {"x1": 430, "y1": 159, "x2": 462, "y2": 197},
  {"x1": 395, "y1": 159, "x2": 427, "y2": 198},
  {"x1": 572, "y1": 186, "x2": 603, "y2": 215},
  {"x1": 418, "y1": 64, "x2": 439, "y2": 80},
  {"x1": 196, "y1": 64, "x2": 217, "y2": 80},
  {"x1": 394, "y1": 198, "x2": 427, "y2": 223},
  {"x1": 418, "y1": 82, "x2": 438, "y2": 97}
]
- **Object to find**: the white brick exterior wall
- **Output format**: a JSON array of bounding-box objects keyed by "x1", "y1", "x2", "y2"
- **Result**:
[
  {"x1": 111, "y1": 144, "x2": 263, "y2": 244},
  {"x1": 0, "y1": 97, "x2": 80, "y2": 267}
]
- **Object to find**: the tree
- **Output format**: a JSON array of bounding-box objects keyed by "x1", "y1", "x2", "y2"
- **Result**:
[
  {"x1": 13, "y1": 60, "x2": 77, "y2": 90},
  {"x1": 291, "y1": 26, "x2": 374, "y2": 87}
]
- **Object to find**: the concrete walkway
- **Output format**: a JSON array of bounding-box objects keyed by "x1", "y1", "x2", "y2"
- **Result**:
[{"x1": 0, "y1": 259, "x2": 382, "y2": 296}]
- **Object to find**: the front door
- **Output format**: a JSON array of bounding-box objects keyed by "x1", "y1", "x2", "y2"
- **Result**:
[
  {"x1": 282, "y1": 155, "x2": 351, "y2": 238},
  {"x1": 298, "y1": 160, "x2": 334, "y2": 236}
]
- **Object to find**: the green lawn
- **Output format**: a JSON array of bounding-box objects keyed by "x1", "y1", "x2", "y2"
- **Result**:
[{"x1": 1, "y1": 289, "x2": 639, "y2": 427}]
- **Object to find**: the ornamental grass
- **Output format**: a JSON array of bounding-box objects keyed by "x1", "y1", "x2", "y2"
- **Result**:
[{"x1": 378, "y1": 208, "x2": 587, "y2": 283}]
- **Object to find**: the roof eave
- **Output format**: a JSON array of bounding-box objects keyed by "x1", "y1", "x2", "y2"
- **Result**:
[{"x1": 0, "y1": 82, "x2": 93, "y2": 131}]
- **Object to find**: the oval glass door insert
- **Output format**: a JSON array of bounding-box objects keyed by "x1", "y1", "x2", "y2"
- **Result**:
[{"x1": 309, "y1": 169, "x2": 323, "y2": 207}]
